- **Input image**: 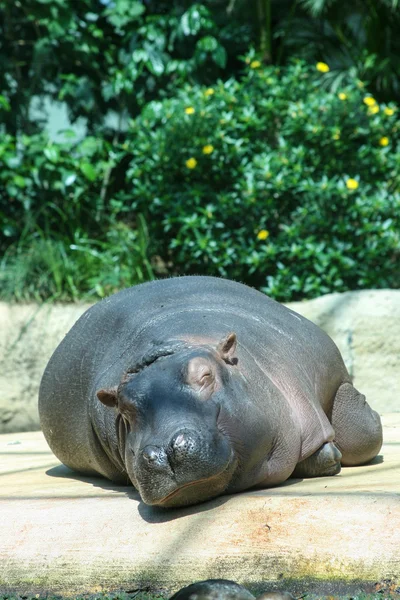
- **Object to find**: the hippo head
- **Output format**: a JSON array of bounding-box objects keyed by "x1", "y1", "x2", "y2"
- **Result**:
[{"x1": 96, "y1": 334, "x2": 243, "y2": 508}]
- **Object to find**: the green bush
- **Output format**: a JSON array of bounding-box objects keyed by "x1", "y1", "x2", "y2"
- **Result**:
[
  {"x1": 124, "y1": 59, "x2": 400, "y2": 300},
  {"x1": 0, "y1": 0, "x2": 253, "y2": 137},
  {"x1": 0, "y1": 131, "x2": 153, "y2": 301},
  {"x1": 1, "y1": 59, "x2": 399, "y2": 302}
]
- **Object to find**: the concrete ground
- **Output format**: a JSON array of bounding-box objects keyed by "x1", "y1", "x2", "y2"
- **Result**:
[{"x1": 1, "y1": 414, "x2": 399, "y2": 598}]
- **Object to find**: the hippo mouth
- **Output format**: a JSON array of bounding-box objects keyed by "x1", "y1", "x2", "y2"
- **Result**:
[{"x1": 151, "y1": 450, "x2": 237, "y2": 508}]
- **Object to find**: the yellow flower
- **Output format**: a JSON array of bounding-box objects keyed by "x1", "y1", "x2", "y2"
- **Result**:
[
  {"x1": 316, "y1": 62, "x2": 330, "y2": 73},
  {"x1": 338, "y1": 93, "x2": 347, "y2": 100},
  {"x1": 379, "y1": 136, "x2": 389, "y2": 146},
  {"x1": 363, "y1": 96, "x2": 376, "y2": 107},
  {"x1": 250, "y1": 60, "x2": 261, "y2": 69},
  {"x1": 185, "y1": 107, "x2": 195, "y2": 115},
  {"x1": 368, "y1": 104, "x2": 379, "y2": 115},
  {"x1": 185, "y1": 157, "x2": 197, "y2": 169},
  {"x1": 202, "y1": 144, "x2": 214, "y2": 155},
  {"x1": 333, "y1": 133, "x2": 340, "y2": 140},
  {"x1": 257, "y1": 229, "x2": 269, "y2": 241},
  {"x1": 346, "y1": 178, "x2": 359, "y2": 190},
  {"x1": 384, "y1": 107, "x2": 395, "y2": 116},
  {"x1": 204, "y1": 88, "x2": 214, "y2": 97}
]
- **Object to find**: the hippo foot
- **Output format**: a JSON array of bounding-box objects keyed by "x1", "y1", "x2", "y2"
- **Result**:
[{"x1": 292, "y1": 441, "x2": 342, "y2": 478}]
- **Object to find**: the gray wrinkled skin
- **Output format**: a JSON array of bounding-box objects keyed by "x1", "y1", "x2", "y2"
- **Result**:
[
  {"x1": 169, "y1": 579, "x2": 256, "y2": 600},
  {"x1": 39, "y1": 276, "x2": 382, "y2": 507},
  {"x1": 169, "y1": 579, "x2": 295, "y2": 600}
]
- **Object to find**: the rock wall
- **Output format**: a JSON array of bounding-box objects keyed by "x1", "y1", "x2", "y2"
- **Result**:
[
  {"x1": 1, "y1": 289, "x2": 399, "y2": 433},
  {"x1": 288, "y1": 290, "x2": 400, "y2": 414},
  {"x1": 0, "y1": 302, "x2": 91, "y2": 433}
]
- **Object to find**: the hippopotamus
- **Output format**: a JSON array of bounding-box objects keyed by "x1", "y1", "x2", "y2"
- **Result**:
[{"x1": 39, "y1": 276, "x2": 382, "y2": 508}]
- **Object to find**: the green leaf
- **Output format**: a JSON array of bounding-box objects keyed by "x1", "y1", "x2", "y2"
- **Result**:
[
  {"x1": 197, "y1": 36, "x2": 218, "y2": 52},
  {"x1": 0, "y1": 95, "x2": 10, "y2": 111},
  {"x1": 145, "y1": 45, "x2": 165, "y2": 76},
  {"x1": 181, "y1": 8, "x2": 200, "y2": 36},
  {"x1": 2, "y1": 224, "x2": 17, "y2": 237},
  {"x1": 60, "y1": 129, "x2": 77, "y2": 139},
  {"x1": 104, "y1": 0, "x2": 145, "y2": 29},
  {"x1": 213, "y1": 45, "x2": 227, "y2": 68},
  {"x1": 299, "y1": 0, "x2": 328, "y2": 17},
  {"x1": 79, "y1": 136, "x2": 99, "y2": 157},
  {"x1": 85, "y1": 12, "x2": 99, "y2": 22},
  {"x1": 180, "y1": 5, "x2": 211, "y2": 36},
  {"x1": 13, "y1": 175, "x2": 27, "y2": 188},
  {"x1": 5, "y1": 156, "x2": 21, "y2": 169},
  {"x1": 44, "y1": 147, "x2": 60, "y2": 163},
  {"x1": 80, "y1": 162, "x2": 97, "y2": 181},
  {"x1": 102, "y1": 83, "x2": 115, "y2": 102},
  {"x1": 63, "y1": 173, "x2": 77, "y2": 186}
]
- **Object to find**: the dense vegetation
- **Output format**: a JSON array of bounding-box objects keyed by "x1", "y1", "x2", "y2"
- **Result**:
[
  {"x1": 127, "y1": 60, "x2": 400, "y2": 299},
  {"x1": 0, "y1": 0, "x2": 399, "y2": 301}
]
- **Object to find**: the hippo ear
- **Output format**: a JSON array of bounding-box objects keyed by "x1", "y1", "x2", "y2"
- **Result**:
[
  {"x1": 96, "y1": 387, "x2": 118, "y2": 407},
  {"x1": 217, "y1": 332, "x2": 237, "y2": 364}
]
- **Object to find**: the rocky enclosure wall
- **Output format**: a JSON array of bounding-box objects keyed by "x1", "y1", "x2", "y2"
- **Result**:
[{"x1": 1, "y1": 289, "x2": 399, "y2": 433}]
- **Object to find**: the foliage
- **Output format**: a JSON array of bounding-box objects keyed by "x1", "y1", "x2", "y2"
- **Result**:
[
  {"x1": 123, "y1": 59, "x2": 400, "y2": 300},
  {"x1": 0, "y1": 129, "x2": 153, "y2": 301},
  {"x1": 2, "y1": 0, "x2": 400, "y2": 145},
  {"x1": 276, "y1": 0, "x2": 400, "y2": 102},
  {"x1": 0, "y1": 0, "x2": 254, "y2": 137},
  {"x1": 1, "y1": 44, "x2": 400, "y2": 302}
]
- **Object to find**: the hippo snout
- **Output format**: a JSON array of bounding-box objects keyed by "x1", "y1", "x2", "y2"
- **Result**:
[
  {"x1": 140, "y1": 429, "x2": 201, "y2": 473},
  {"x1": 133, "y1": 423, "x2": 236, "y2": 506}
]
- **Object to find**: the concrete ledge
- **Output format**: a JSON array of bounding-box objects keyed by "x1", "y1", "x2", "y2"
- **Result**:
[{"x1": 1, "y1": 415, "x2": 399, "y2": 596}]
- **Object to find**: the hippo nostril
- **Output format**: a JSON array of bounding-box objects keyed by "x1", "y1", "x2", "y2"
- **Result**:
[
  {"x1": 142, "y1": 445, "x2": 162, "y2": 463},
  {"x1": 170, "y1": 430, "x2": 198, "y2": 461},
  {"x1": 173, "y1": 433, "x2": 187, "y2": 449},
  {"x1": 140, "y1": 444, "x2": 171, "y2": 473}
]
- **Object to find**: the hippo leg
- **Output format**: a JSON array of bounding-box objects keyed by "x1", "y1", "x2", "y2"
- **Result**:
[
  {"x1": 292, "y1": 442, "x2": 342, "y2": 478},
  {"x1": 330, "y1": 382, "x2": 383, "y2": 466}
]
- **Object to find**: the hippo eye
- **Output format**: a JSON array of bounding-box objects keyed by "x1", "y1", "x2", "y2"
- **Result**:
[
  {"x1": 186, "y1": 356, "x2": 216, "y2": 399},
  {"x1": 118, "y1": 411, "x2": 131, "y2": 432},
  {"x1": 120, "y1": 407, "x2": 138, "y2": 428},
  {"x1": 118, "y1": 394, "x2": 138, "y2": 421},
  {"x1": 199, "y1": 370, "x2": 211, "y2": 382},
  {"x1": 197, "y1": 366, "x2": 214, "y2": 390}
]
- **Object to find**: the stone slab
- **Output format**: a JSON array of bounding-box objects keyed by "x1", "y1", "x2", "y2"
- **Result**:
[{"x1": 1, "y1": 415, "x2": 399, "y2": 596}]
